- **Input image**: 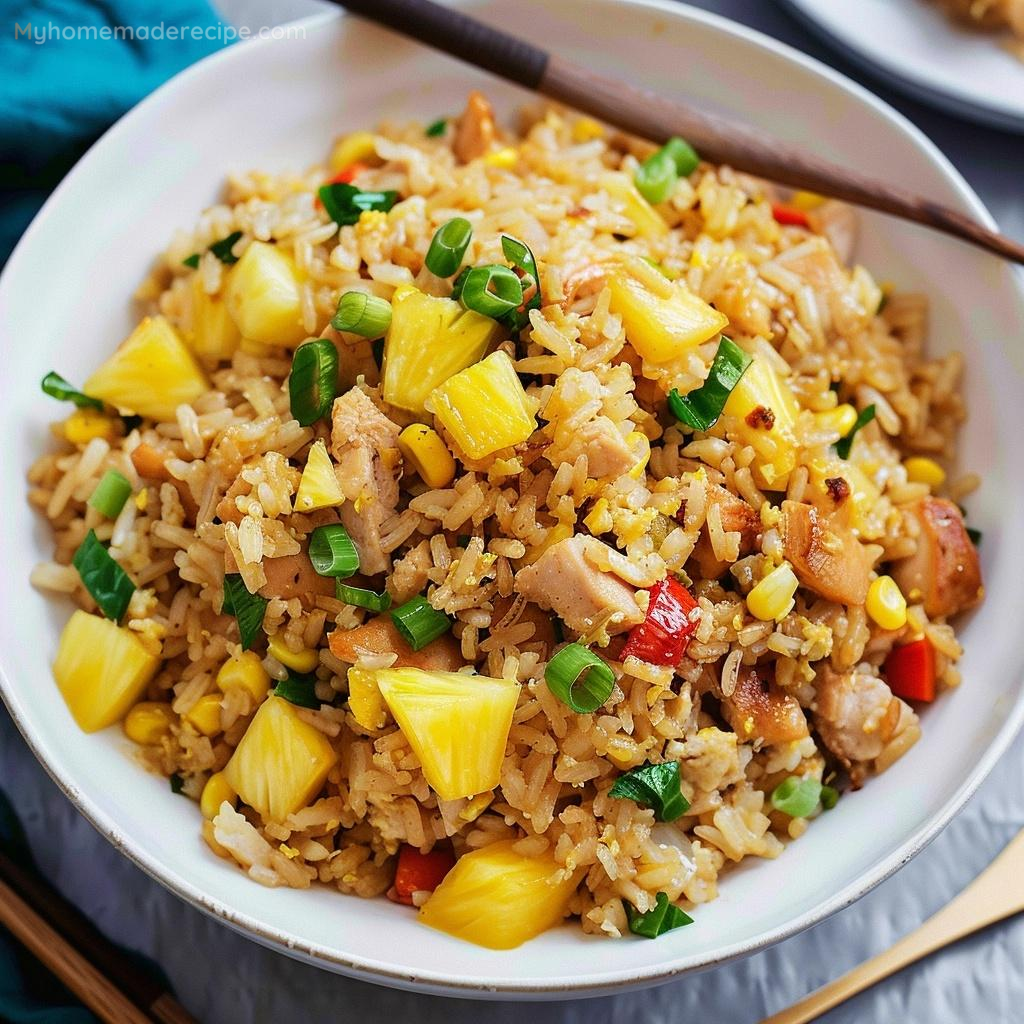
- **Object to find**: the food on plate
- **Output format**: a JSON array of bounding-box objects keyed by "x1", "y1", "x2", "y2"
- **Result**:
[
  {"x1": 928, "y1": 0, "x2": 1024, "y2": 51},
  {"x1": 28, "y1": 92, "x2": 983, "y2": 947}
]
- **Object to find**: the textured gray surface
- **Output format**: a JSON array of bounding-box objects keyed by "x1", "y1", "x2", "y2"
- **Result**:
[{"x1": 4, "y1": 1, "x2": 1023, "y2": 1021}]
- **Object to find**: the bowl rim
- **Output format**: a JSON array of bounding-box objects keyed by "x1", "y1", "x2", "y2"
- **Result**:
[{"x1": 2, "y1": 0, "x2": 1022, "y2": 996}]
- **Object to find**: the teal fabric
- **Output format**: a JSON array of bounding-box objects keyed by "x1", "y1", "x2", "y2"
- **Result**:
[{"x1": 0, "y1": 0, "x2": 229, "y2": 264}]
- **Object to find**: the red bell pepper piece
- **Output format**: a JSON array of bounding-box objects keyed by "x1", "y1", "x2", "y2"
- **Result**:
[
  {"x1": 621, "y1": 577, "x2": 700, "y2": 667},
  {"x1": 327, "y1": 162, "x2": 368, "y2": 186},
  {"x1": 771, "y1": 202, "x2": 811, "y2": 228},
  {"x1": 884, "y1": 638, "x2": 936, "y2": 702},
  {"x1": 390, "y1": 844, "x2": 455, "y2": 906}
]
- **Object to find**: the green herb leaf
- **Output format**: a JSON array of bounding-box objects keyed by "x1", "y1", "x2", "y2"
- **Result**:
[
  {"x1": 72, "y1": 530, "x2": 135, "y2": 621},
  {"x1": 274, "y1": 672, "x2": 321, "y2": 709},
  {"x1": 544, "y1": 644, "x2": 615, "y2": 714},
  {"x1": 770, "y1": 776, "x2": 823, "y2": 818},
  {"x1": 667, "y1": 338, "x2": 751, "y2": 432},
  {"x1": 182, "y1": 253, "x2": 200, "y2": 269},
  {"x1": 834, "y1": 404, "x2": 876, "y2": 459},
  {"x1": 88, "y1": 470, "x2": 133, "y2": 519},
  {"x1": 288, "y1": 338, "x2": 339, "y2": 426},
  {"x1": 169, "y1": 773, "x2": 186, "y2": 794},
  {"x1": 41, "y1": 371, "x2": 103, "y2": 410},
  {"x1": 209, "y1": 230, "x2": 243, "y2": 265},
  {"x1": 609, "y1": 762, "x2": 690, "y2": 822},
  {"x1": 319, "y1": 183, "x2": 398, "y2": 226},
  {"x1": 425, "y1": 117, "x2": 448, "y2": 137},
  {"x1": 627, "y1": 892, "x2": 694, "y2": 939},
  {"x1": 223, "y1": 574, "x2": 268, "y2": 651},
  {"x1": 391, "y1": 595, "x2": 451, "y2": 650}
]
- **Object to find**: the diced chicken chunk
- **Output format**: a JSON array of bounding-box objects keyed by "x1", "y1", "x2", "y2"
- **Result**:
[
  {"x1": 328, "y1": 616, "x2": 463, "y2": 672},
  {"x1": 689, "y1": 485, "x2": 761, "y2": 580},
  {"x1": 330, "y1": 388, "x2": 401, "y2": 575},
  {"x1": 514, "y1": 536, "x2": 643, "y2": 635},
  {"x1": 776, "y1": 236, "x2": 862, "y2": 334},
  {"x1": 722, "y1": 665, "x2": 809, "y2": 746},
  {"x1": 891, "y1": 497, "x2": 982, "y2": 619},
  {"x1": 452, "y1": 90, "x2": 496, "y2": 164},
  {"x1": 573, "y1": 417, "x2": 636, "y2": 479}
]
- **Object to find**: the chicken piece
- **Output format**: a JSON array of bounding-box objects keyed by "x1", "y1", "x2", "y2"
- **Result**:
[
  {"x1": 130, "y1": 442, "x2": 198, "y2": 522},
  {"x1": 722, "y1": 665, "x2": 809, "y2": 746},
  {"x1": 688, "y1": 485, "x2": 761, "y2": 580},
  {"x1": 561, "y1": 417, "x2": 636, "y2": 480},
  {"x1": 782, "y1": 499, "x2": 875, "y2": 606},
  {"x1": 891, "y1": 497, "x2": 982, "y2": 619},
  {"x1": 514, "y1": 536, "x2": 643, "y2": 635},
  {"x1": 328, "y1": 615, "x2": 463, "y2": 672},
  {"x1": 330, "y1": 387, "x2": 402, "y2": 575},
  {"x1": 775, "y1": 236, "x2": 862, "y2": 335},
  {"x1": 452, "y1": 91, "x2": 496, "y2": 164}
]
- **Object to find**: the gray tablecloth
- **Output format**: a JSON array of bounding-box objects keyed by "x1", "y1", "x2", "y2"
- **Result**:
[{"x1": 4, "y1": 1, "x2": 1023, "y2": 1021}]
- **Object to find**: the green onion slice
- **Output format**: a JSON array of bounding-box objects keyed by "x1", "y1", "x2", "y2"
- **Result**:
[
  {"x1": 209, "y1": 230, "x2": 243, "y2": 264},
  {"x1": 450, "y1": 266, "x2": 471, "y2": 302},
  {"x1": 425, "y1": 117, "x2": 447, "y2": 137},
  {"x1": 634, "y1": 149, "x2": 678, "y2": 205},
  {"x1": 544, "y1": 644, "x2": 615, "y2": 713},
  {"x1": 319, "y1": 183, "x2": 398, "y2": 227},
  {"x1": 182, "y1": 253, "x2": 200, "y2": 269},
  {"x1": 627, "y1": 892, "x2": 694, "y2": 939},
  {"x1": 662, "y1": 136, "x2": 699, "y2": 177},
  {"x1": 667, "y1": 338, "x2": 751, "y2": 432},
  {"x1": 274, "y1": 672, "x2": 321, "y2": 709},
  {"x1": 458, "y1": 264, "x2": 523, "y2": 320},
  {"x1": 331, "y1": 291, "x2": 393, "y2": 338},
  {"x1": 288, "y1": 338, "x2": 339, "y2": 427},
  {"x1": 820, "y1": 784, "x2": 839, "y2": 811},
  {"x1": 223, "y1": 574, "x2": 268, "y2": 651},
  {"x1": 834, "y1": 404, "x2": 876, "y2": 460},
  {"x1": 500, "y1": 234, "x2": 542, "y2": 332},
  {"x1": 770, "y1": 776, "x2": 823, "y2": 818},
  {"x1": 88, "y1": 470, "x2": 133, "y2": 519},
  {"x1": 72, "y1": 530, "x2": 135, "y2": 622},
  {"x1": 425, "y1": 217, "x2": 473, "y2": 278},
  {"x1": 41, "y1": 371, "x2": 103, "y2": 410},
  {"x1": 309, "y1": 524, "x2": 359, "y2": 578},
  {"x1": 169, "y1": 773, "x2": 186, "y2": 795},
  {"x1": 391, "y1": 595, "x2": 451, "y2": 650},
  {"x1": 609, "y1": 762, "x2": 690, "y2": 822},
  {"x1": 336, "y1": 581, "x2": 393, "y2": 613}
]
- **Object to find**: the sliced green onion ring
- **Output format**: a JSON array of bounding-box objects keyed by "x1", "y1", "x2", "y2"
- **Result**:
[
  {"x1": 391, "y1": 595, "x2": 451, "y2": 650},
  {"x1": 634, "y1": 149, "x2": 677, "y2": 205},
  {"x1": 223, "y1": 573, "x2": 268, "y2": 651},
  {"x1": 331, "y1": 291, "x2": 393, "y2": 338},
  {"x1": 425, "y1": 217, "x2": 473, "y2": 278},
  {"x1": 309, "y1": 523, "x2": 360, "y2": 578},
  {"x1": 274, "y1": 672, "x2": 321, "y2": 709},
  {"x1": 72, "y1": 530, "x2": 135, "y2": 622},
  {"x1": 288, "y1": 338, "x2": 339, "y2": 426},
  {"x1": 41, "y1": 371, "x2": 103, "y2": 410},
  {"x1": 458, "y1": 264, "x2": 523, "y2": 320},
  {"x1": 662, "y1": 136, "x2": 699, "y2": 177},
  {"x1": 318, "y1": 183, "x2": 398, "y2": 226},
  {"x1": 609, "y1": 762, "x2": 690, "y2": 822},
  {"x1": 500, "y1": 234, "x2": 542, "y2": 332},
  {"x1": 770, "y1": 776, "x2": 823, "y2": 818},
  {"x1": 834, "y1": 404, "x2": 876, "y2": 460},
  {"x1": 336, "y1": 581, "x2": 393, "y2": 613},
  {"x1": 627, "y1": 892, "x2": 694, "y2": 939},
  {"x1": 88, "y1": 470, "x2": 133, "y2": 519},
  {"x1": 545, "y1": 644, "x2": 615, "y2": 713},
  {"x1": 667, "y1": 337, "x2": 751, "y2": 432}
]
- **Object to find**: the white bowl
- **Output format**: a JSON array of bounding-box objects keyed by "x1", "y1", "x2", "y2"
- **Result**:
[{"x1": 1, "y1": 0, "x2": 1022, "y2": 998}]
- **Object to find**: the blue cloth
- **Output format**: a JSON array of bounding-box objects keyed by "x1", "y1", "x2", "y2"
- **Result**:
[{"x1": 0, "y1": 0, "x2": 229, "y2": 264}]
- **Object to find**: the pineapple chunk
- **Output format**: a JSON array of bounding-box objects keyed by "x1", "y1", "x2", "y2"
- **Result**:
[
  {"x1": 346, "y1": 667, "x2": 387, "y2": 730},
  {"x1": 188, "y1": 273, "x2": 240, "y2": 361},
  {"x1": 608, "y1": 269, "x2": 728, "y2": 365},
  {"x1": 52, "y1": 610, "x2": 160, "y2": 733},
  {"x1": 600, "y1": 172, "x2": 669, "y2": 239},
  {"x1": 419, "y1": 841, "x2": 578, "y2": 949},
  {"x1": 293, "y1": 439, "x2": 344, "y2": 512},
  {"x1": 383, "y1": 285, "x2": 500, "y2": 415},
  {"x1": 808, "y1": 454, "x2": 884, "y2": 540},
  {"x1": 223, "y1": 695, "x2": 338, "y2": 822},
  {"x1": 84, "y1": 316, "x2": 209, "y2": 422},
  {"x1": 224, "y1": 241, "x2": 307, "y2": 348},
  {"x1": 722, "y1": 357, "x2": 800, "y2": 488},
  {"x1": 429, "y1": 351, "x2": 538, "y2": 460},
  {"x1": 374, "y1": 667, "x2": 520, "y2": 800}
]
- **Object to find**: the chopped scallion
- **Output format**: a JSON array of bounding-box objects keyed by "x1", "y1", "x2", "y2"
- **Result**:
[
  {"x1": 500, "y1": 234, "x2": 541, "y2": 332},
  {"x1": 209, "y1": 230, "x2": 243, "y2": 265},
  {"x1": 273, "y1": 672, "x2": 321, "y2": 709},
  {"x1": 609, "y1": 762, "x2": 690, "y2": 822},
  {"x1": 309, "y1": 524, "x2": 359, "y2": 578},
  {"x1": 627, "y1": 892, "x2": 693, "y2": 939},
  {"x1": 169, "y1": 773, "x2": 186, "y2": 795},
  {"x1": 770, "y1": 776, "x2": 823, "y2": 818},
  {"x1": 318, "y1": 182, "x2": 398, "y2": 226},
  {"x1": 391, "y1": 595, "x2": 451, "y2": 650},
  {"x1": 41, "y1": 371, "x2": 103, "y2": 410},
  {"x1": 336, "y1": 581, "x2": 393, "y2": 613},
  {"x1": 182, "y1": 253, "x2": 200, "y2": 269},
  {"x1": 544, "y1": 644, "x2": 615, "y2": 713},
  {"x1": 72, "y1": 530, "x2": 135, "y2": 622},
  {"x1": 223, "y1": 574, "x2": 268, "y2": 651},
  {"x1": 634, "y1": 149, "x2": 677, "y2": 205},
  {"x1": 820, "y1": 784, "x2": 839, "y2": 810},
  {"x1": 425, "y1": 117, "x2": 447, "y2": 137},
  {"x1": 458, "y1": 264, "x2": 523, "y2": 320},
  {"x1": 662, "y1": 136, "x2": 699, "y2": 177},
  {"x1": 332, "y1": 291, "x2": 392, "y2": 338},
  {"x1": 834, "y1": 404, "x2": 876, "y2": 459},
  {"x1": 88, "y1": 470, "x2": 132, "y2": 519},
  {"x1": 288, "y1": 338, "x2": 339, "y2": 426},
  {"x1": 425, "y1": 217, "x2": 473, "y2": 278},
  {"x1": 668, "y1": 338, "x2": 751, "y2": 432}
]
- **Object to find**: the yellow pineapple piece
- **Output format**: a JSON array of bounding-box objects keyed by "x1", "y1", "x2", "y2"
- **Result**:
[
  {"x1": 722, "y1": 357, "x2": 800, "y2": 488},
  {"x1": 188, "y1": 273, "x2": 240, "y2": 362},
  {"x1": 608, "y1": 268, "x2": 728, "y2": 365},
  {"x1": 808, "y1": 454, "x2": 883, "y2": 539},
  {"x1": 419, "y1": 841, "x2": 578, "y2": 949},
  {"x1": 84, "y1": 316, "x2": 209, "y2": 422},
  {"x1": 383, "y1": 285, "x2": 500, "y2": 415},
  {"x1": 52, "y1": 610, "x2": 161, "y2": 733},
  {"x1": 328, "y1": 130, "x2": 377, "y2": 173},
  {"x1": 293, "y1": 439, "x2": 344, "y2": 512},
  {"x1": 346, "y1": 667, "x2": 387, "y2": 730},
  {"x1": 223, "y1": 695, "x2": 338, "y2": 822},
  {"x1": 224, "y1": 241, "x2": 307, "y2": 348},
  {"x1": 429, "y1": 351, "x2": 538, "y2": 460},
  {"x1": 600, "y1": 172, "x2": 669, "y2": 239},
  {"x1": 373, "y1": 667, "x2": 520, "y2": 800}
]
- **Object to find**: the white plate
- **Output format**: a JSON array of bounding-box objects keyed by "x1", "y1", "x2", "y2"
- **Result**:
[
  {"x1": 782, "y1": 0, "x2": 1024, "y2": 132},
  {"x1": 1, "y1": 0, "x2": 1023, "y2": 998}
]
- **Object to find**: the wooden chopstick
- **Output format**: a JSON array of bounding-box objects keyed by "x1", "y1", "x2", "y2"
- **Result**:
[
  {"x1": 0, "y1": 847, "x2": 195, "y2": 1024},
  {"x1": 332, "y1": 0, "x2": 1024, "y2": 265}
]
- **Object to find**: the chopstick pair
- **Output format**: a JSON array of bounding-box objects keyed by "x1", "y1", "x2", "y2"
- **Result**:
[{"x1": 330, "y1": 0, "x2": 1024, "y2": 265}]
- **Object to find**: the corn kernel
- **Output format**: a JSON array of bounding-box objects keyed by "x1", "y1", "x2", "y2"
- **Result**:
[
  {"x1": 866, "y1": 575, "x2": 907, "y2": 631},
  {"x1": 328, "y1": 130, "x2": 377, "y2": 173},
  {"x1": 186, "y1": 693, "x2": 223, "y2": 737},
  {"x1": 484, "y1": 147, "x2": 517, "y2": 169},
  {"x1": 459, "y1": 791, "x2": 495, "y2": 822},
  {"x1": 267, "y1": 634, "x2": 320, "y2": 674},
  {"x1": 626, "y1": 431, "x2": 651, "y2": 479},
  {"x1": 200, "y1": 771, "x2": 237, "y2": 820},
  {"x1": 134, "y1": 489, "x2": 148, "y2": 512},
  {"x1": 398, "y1": 424, "x2": 456, "y2": 488},
  {"x1": 904, "y1": 457, "x2": 946, "y2": 489},
  {"x1": 123, "y1": 702, "x2": 176, "y2": 745},
  {"x1": 216, "y1": 651, "x2": 271, "y2": 703},
  {"x1": 815, "y1": 404, "x2": 859, "y2": 437},
  {"x1": 747, "y1": 562, "x2": 799, "y2": 622},
  {"x1": 791, "y1": 190, "x2": 825, "y2": 211},
  {"x1": 63, "y1": 408, "x2": 122, "y2": 445},
  {"x1": 572, "y1": 116, "x2": 605, "y2": 143}
]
